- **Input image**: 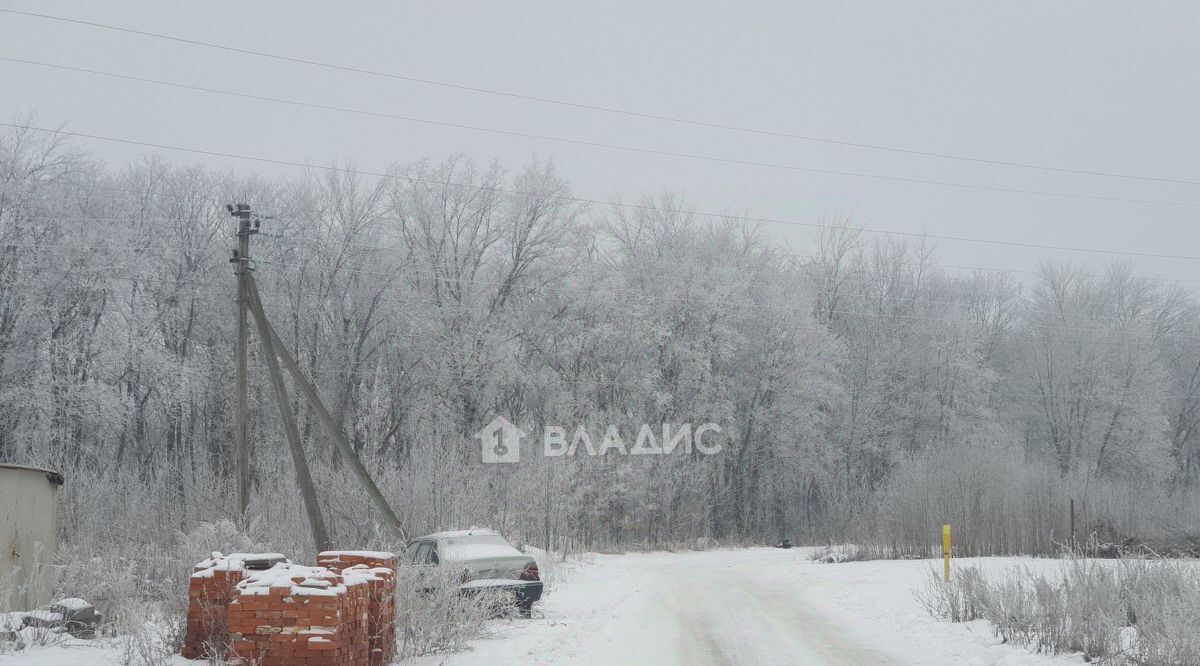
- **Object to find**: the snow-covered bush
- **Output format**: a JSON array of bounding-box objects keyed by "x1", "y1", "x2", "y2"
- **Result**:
[
  {"x1": 538, "y1": 550, "x2": 593, "y2": 594},
  {"x1": 53, "y1": 551, "x2": 142, "y2": 636},
  {"x1": 844, "y1": 440, "x2": 1200, "y2": 561},
  {"x1": 918, "y1": 558, "x2": 1200, "y2": 664},
  {"x1": 394, "y1": 568, "x2": 516, "y2": 658},
  {"x1": 807, "y1": 545, "x2": 862, "y2": 564},
  {"x1": 116, "y1": 615, "x2": 186, "y2": 666},
  {"x1": 45, "y1": 520, "x2": 266, "y2": 651},
  {"x1": 1112, "y1": 560, "x2": 1200, "y2": 664},
  {"x1": 913, "y1": 564, "x2": 988, "y2": 623},
  {"x1": 171, "y1": 521, "x2": 267, "y2": 568}
]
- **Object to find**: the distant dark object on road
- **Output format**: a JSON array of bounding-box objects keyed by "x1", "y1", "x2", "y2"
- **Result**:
[{"x1": 776, "y1": 539, "x2": 793, "y2": 549}]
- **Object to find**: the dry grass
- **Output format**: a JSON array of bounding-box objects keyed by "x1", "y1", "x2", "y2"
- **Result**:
[
  {"x1": 394, "y1": 568, "x2": 518, "y2": 658},
  {"x1": 916, "y1": 558, "x2": 1200, "y2": 664}
]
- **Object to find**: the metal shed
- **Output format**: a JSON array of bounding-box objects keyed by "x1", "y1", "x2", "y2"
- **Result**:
[{"x1": 0, "y1": 463, "x2": 63, "y2": 611}]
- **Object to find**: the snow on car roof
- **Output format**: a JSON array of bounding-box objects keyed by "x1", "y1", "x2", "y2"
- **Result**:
[
  {"x1": 317, "y1": 550, "x2": 396, "y2": 559},
  {"x1": 442, "y1": 543, "x2": 525, "y2": 561},
  {"x1": 419, "y1": 528, "x2": 500, "y2": 540}
]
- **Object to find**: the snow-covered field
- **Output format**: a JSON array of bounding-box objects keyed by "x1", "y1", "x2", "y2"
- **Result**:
[{"x1": 1, "y1": 548, "x2": 1093, "y2": 665}]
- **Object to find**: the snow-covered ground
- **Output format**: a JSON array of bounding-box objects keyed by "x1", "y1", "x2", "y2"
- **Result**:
[
  {"x1": 414, "y1": 547, "x2": 1081, "y2": 666},
  {"x1": 1, "y1": 548, "x2": 1087, "y2": 665},
  {"x1": 0, "y1": 631, "x2": 191, "y2": 666}
]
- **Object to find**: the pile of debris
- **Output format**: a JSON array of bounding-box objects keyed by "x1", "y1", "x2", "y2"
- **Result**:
[
  {"x1": 182, "y1": 550, "x2": 396, "y2": 665},
  {"x1": 0, "y1": 597, "x2": 99, "y2": 645}
]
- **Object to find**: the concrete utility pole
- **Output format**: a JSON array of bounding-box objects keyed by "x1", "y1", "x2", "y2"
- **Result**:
[
  {"x1": 223, "y1": 203, "x2": 402, "y2": 547},
  {"x1": 229, "y1": 203, "x2": 256, "y2": 520},
  {"x1": 245, "y1": 274, "x2": 404, "y2": 537},
  {"x1": 247, "y1": 281, "x2": 332, "y2": 552}
]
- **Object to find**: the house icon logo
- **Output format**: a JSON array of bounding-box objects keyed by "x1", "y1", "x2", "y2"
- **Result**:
[{"x1": 478, "y1": 416, "x2": 526, "y2": 463}]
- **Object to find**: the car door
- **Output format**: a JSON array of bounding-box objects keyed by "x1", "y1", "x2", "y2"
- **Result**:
[
  {"x1": 398, "y1": 539, "x2": 438, "y2": 592},
  {"x1": 403, "y1": 540, "x2": 422, "y2": 564},
  {"x1": 413, "y1": 540, "x2": 434, "y2": 566}
]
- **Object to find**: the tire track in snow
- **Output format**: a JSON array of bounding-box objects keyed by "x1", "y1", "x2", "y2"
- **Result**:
[{"x1": 668, "y1": 567, "x2": 900, "y2": 665}]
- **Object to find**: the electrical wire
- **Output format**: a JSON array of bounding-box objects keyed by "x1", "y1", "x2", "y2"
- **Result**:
[
  {"x1": 7, "y1": 57, "x2": 1200, "y2": 208},
  {"x1": 5, "y1": 122, "x2": 1200, "y2": 263},
  {"x1": 7, "y1": 59, "x2": 1200, "y2": 208},
  {"x1": 2, "y1": 9, "x2": 1197, "y2": 187}
]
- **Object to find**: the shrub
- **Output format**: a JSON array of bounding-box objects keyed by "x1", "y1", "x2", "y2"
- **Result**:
[
  {"x1": 913, "y1": 564, "x2": 988, "y2": 623},
  {"x1": 394, "y1": 568, "x2": 516, "y2": 658},
  {"x1": 807, "y1": 544, "x2": 863, "y2": 564},
  {"x1": 916, "y1": 558, "x2": 1200, "y2": 664}
]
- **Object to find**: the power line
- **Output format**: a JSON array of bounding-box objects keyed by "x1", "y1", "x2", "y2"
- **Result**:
[
  {"x1": 636, "y1": 0, "x2": 955, "y2": 60},
  {"x1": 2, "y1": 8, "x2": 1197, "y2": 187},
  {"x1": 0, "y1": 240, "x2": 217, "y2": 253},
  {"x1": 5, "y1": 122, "x2": 1200, "y2": 263},
  {"x1": 1, "y1": 182, "x2": 174, "y2": 199},
  {"x1": 10, "y1": 217, "x2": 223, "y2": 224},
  {"x1": 8, "y1": 57, "x2": 1199, "y2": 208},
  {"x1": 16, "y1": 212, "x2": 1200, "y2": 286}
]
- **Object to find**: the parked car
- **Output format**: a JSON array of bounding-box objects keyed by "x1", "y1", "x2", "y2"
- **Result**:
[{"x1": 403, "y1": 529, "x2": 543, "y2": 616}]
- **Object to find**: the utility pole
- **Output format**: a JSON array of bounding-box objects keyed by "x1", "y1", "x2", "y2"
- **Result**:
[
  {"x1": 246, "y1": 274, "x2": 404, "y2": 537},
  {"x1": 221, "y1": 204, "x2": 402, "y2": 547},
  {"x1": 229, "y1": 203, "x2": 257, "y2": 521},
  {"x1": 1070, "y1": 498, "x2": 1076, "y2": 553},
  {"x1": 247, "y1": 281, "x2": 331, "y2": 552}
]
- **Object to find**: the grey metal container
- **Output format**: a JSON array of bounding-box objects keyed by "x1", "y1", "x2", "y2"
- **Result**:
[{"x1": 0, "y1": 463, "x2": 63, "y2": 611}]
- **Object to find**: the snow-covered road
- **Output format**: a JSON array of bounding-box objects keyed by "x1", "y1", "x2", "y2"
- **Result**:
[
  {"x1": 665, "y1": 560, "x2": 894, "y2": 664},
  {"x1": 0, "y1": 548, "x2": 1079, "y2": 665},
  {"x1": 422, "y1": 548, "x2": 1075, "y2": 666}
]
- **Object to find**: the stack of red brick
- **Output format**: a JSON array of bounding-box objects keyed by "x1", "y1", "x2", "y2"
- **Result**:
[
  {"x1": 228, "y1": 564, "x2": 372, "y2": 665},
  {"x1": 182, "y1": 551, "x2": 397, "y2": 665},
  {"x1": 317, "y1": 551, "x2": 399, "y2": 666},
  {"x1": 182, "y1": 553, "x2": 250, "y2": 659}
]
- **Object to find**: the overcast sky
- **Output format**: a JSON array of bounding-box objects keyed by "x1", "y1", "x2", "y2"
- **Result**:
[{"x1": 2, "y1": 1, "x2": 1198, "y2": 282}]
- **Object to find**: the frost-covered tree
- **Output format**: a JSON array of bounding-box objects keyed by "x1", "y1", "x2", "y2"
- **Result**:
[{"x1": 2, "y1": 123, "x2": 1200, "y2": 570}]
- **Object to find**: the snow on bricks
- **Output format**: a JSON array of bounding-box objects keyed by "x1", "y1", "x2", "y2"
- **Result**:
[
  {"x1": 318, "y1": 551, "x2": 398, "y2": 665},
  {"x1": 182, "y1": 551, "x2": 397, "y2": 665},
  {"x1": 182, "y1": 552, "x2": 278, "y2": 659},
  {"x1": 228, "y1": 563, "x2": 373, "y2": 666}
]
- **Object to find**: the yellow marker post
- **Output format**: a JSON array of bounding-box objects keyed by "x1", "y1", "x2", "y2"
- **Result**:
[{"x1": 942, "y1": 524, "x2": 952, "y2": 581}]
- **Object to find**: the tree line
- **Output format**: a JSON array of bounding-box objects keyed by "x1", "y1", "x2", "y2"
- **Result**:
[{"x1": 2, "y1": 122, "x2": 1198, "y2": 564}]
